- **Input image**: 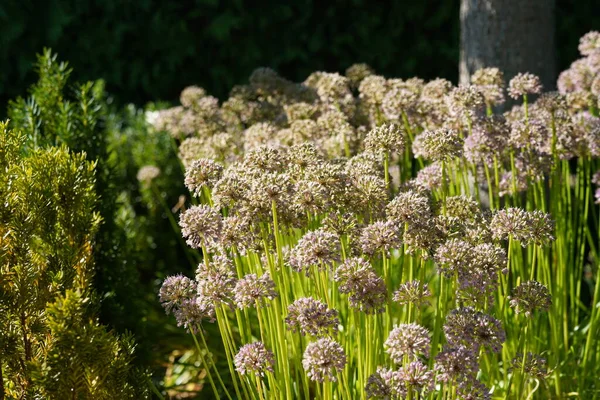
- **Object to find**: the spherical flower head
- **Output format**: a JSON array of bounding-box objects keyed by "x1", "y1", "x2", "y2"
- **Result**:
[
  {"x1": 508, "y1": 73, "x2": 543, "y2": 99},
  {"x1": 302, "y1": 338, "x2": 346, "y2": 382},
  {"x1": 596, "y1": 188, "x2": 600, "y2": 204},
  {"x1": 184, "y1": 158, "x2": 223, "y2": 196},
  {"x1": 234, "y1": 342, "x2": 275, "y2": 377},
  {"x1": 393, "y1": 280, "x2": 431, "y2": 306},
  {"x1": 386, "y1": 190, "x2": 432, "y2": 224},
  {"x1": 447, "y1": 85, "x2": 485, "y2": 118},
  {"x1": 334, "y1": 257, "x2": 387, "y2": 314},
  {"x1": 365, "y1": 368, "x2": 393, "y2": 399},
  {"x1": 179, "y1": 205, "x2": 222, "y2": 249},
  {"x1": 196, "y1": 256, "x2": 237, "y2": 305},
  {"x1": 491, "y1": 208, "x2": 554, "y2": 246},
  {"x1": 346, "y1": 63, "x2": 375, "y2": 88},
  {"x1": 508, "y1": 280, "x2": 552, "y2": 317},
  {"x1": 180, "y1": 86, "x2": 207, "y2": 108},
  {"x1": 456, "y1": 379, "x2": 491, "y2": 400},
  {"x1": 173, "y1": 296, "x2": 215, "y2": 332},
  {"x1": 434, "y1": 239, "x2": 474, "y2": 278},
  {"x1": 579, "y1": 31, "x2": 600, "y2": 56},
  {"x1": 234, "y1": 272, "x2": 278, "y2": 309},
  {"x1": 412, "y1": 128, "x2": 463, "y2": 161},
  {"x1": 364, "y1": 123, "x2": 405, "y2": 154},
  {"x1": 359, "y1": 220, "x2": 403, "y2": 256},
  {"x1": 243, "y1": 145, "x2": 289, "y2": 173},
  {"x1": 359, "y1": 75, "x2": 388, "y2": 106},
  {"x1": 400, "y1": 361, "x2": 435, "y2": 396},
  {"x1": 413, "y1": 162, "x2": 445, "y2": 190},
  {"x1": 289, "y1": 229, "x2": 341, "y2": 275},
  {"x1": 382, "y1": 86, "x2": 419, "y2": 119},
  {"x1": 471, "y1": 67, "x2": 505, "y2": 106},
  {"x1": 137, "y1": 165, "x2": 161, "y2": 184},
  {"x1": 434, "y1": 346, "x2": 479, "y2": 383},
  {"x1": 160, "y1": 274, "x2": 197, "y2": 314},
  {"x1": 444, "y1": 307, "x2": 505, "y2": 353},
  {"x1": 285, "y1": 297, "x2": 339, "y2": 336},
  {"x1": 510, "y1": 352, "x2": 549, "y2": 379},
  {"x1": 385, "y1": 323, "x2": 431, "y2": 363}
]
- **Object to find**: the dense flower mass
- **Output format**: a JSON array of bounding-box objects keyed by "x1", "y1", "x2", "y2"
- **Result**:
[{"x1": 156, "y1": 32, "x2": 600, "y2": 400}]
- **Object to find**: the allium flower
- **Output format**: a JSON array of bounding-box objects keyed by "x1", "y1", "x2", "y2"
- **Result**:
[
  {"x1": 184, "y1": 158, "x2": 223, "y2": 196},
  {"x1": 234, "y1": 342, "x2": 275, "y2": 376},
  {"x1": 346, "y1": 63, "x2": 375, "y2": 88},
  {"x1": 286, "y1": 297, "x2": 339, "y2": 336},
  {"x1": 444, "y1": 307, "x2": 505, "y2": 353},
  {"x1": 359, "y1": 220, "x2": 402, "y2": 256},
  {"x1": 136, "y1": 165, "x2": 161, "y2": 183},
  {"x1": 447, "y1": 85, "x2": 485, "y2": 118},
  {"x1": 196, "y1": 256, "x2": 237, "y2": 305},
  {"x1": 364, "y1": 124, "x2": 405, "y2": 154},
  {"x1": 244, "y1": 145, "x2": 288, "y2": 172},
  {"x1": 456, "y1": 379, "x2": 491, "y2": 400},
  {"x1": 179, "y1": 205, "x2": 222, "y2": 249},
  {"x1": 359, "y1": 75, "x2": 388, "y2": 106},
  {"x1": 412, "y1": 128, "x2": 463, "y2": 161},
  {"x1": 434, "y1": 346, "x2": 479, "y2": 383},
  {"x1": 508, "y1": 280, "x2": 552, "y2": 317},
  {"x1": 578, "y1": 31, "x2": 600, "y2": 56},
  {"x1": 508, "y1": 73, "x2": 543, "y2": 99},
  {"x1": 385, "y1": 323, "x2": 431, "y2": 363},
  {"x1": 413, "y1": 162, "x2": 445, "y2": 190},
  {"x1": 510, "y1": 352, "x2": 550, "y2": 379},
  {"x1": 159, "y1": 274, "x2": 197, "y2": 314},
  {"x1": 335, "y1": 257, "x2": 387, "y2": 314},
  {"x1": 234, "y1": 273, "x2": 278, "y2": 309},
  {"x1": 596, "y1": 188, "x2": 600, "y2": 204},
  {"x1": 435, "y1": 239, "x2": 474, "y2": 278},
  {"x1": 350, "y1": 174, "x2": 389, "y2": 215},
  {"x1": 302, "y1": 338, "x2": 347, "y2": 382},
  {"x1": 365, "y1": 368, "x2": 393, "y2": 399},
  {"x1": 491, "y1": 208, "x2": 554, "y2": 246},
  {"x1": 220, "y1": 215, "x2": 259, "y2": 252},
  {"x1": 400, "y1": 361, "x2": 435, "y2": 396},
  {"x1": 471, "y1": 67, "x2": 505, "y2": 106},
  {"x1": 173, "y1": 297, "x2": 215, "y2": 332},
  {"x1": 386, "y1": 190, "x2": 432, "y2": 224},
  {"x1": 180, "y1": 85, "x2": 207, "y2": 108},
  {"x1": 382, "y1": 86, "x2": 419, "y2": 119},
  {"x1": 289, "y1": 229, "x2": 341, "y2": 275},
  {"x1": 393, "y1": 280, "x2": 431, "y2": 306}
]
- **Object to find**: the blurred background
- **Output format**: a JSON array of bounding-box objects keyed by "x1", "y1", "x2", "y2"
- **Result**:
[{"x1": 1, "y1": 0, "x2": 598, "y2": 113}]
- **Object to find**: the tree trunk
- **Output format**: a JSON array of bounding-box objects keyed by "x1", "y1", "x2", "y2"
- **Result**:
[{"x1": 460, "y1": 0, "x2": 556, "y2": 90}]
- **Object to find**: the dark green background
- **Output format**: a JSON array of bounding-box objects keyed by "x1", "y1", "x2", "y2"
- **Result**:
[{"x1": 0, "y1": 0, "x2": 598, "y2": 110}]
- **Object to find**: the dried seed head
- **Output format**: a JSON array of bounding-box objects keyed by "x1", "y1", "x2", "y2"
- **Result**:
[{"x1": 302, "y1": 338, "x2": 347, "y2": 382}]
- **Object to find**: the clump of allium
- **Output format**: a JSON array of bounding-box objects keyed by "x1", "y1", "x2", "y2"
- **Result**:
[
  {"x1": 180, "y1": 85, "x2": 207, "y2": 108},
  {"x1": 400, "y1": 361, "x2": 435, "y2": 396},
  {"x1": 302, "y1": 338, "x2": 347, "y2": 382},
  {"x1": 286, "y1": 297, "x2": 339, "y2": 336},
  {"x1": 385, "y1": 323, "x2": 431, "y2": 363},
  {"x1": 412, "y1": 128, "x2": 463, "y2": 161},
  {"x1": 434, "y1": 346, "x2": 479, "y2": 383},
  {"x1": 179, "y1": 205, "x2": 222, "y2": 249},
  {"x1": 491, "y1": 208, "x2": 554, "y2": 246},
  {"x1": 471, "y1": 67, "x2": 505, "y2": 106},
  {"x1": 234, "y1": 273, "x2": 278, "y2": 309},
  {"x1": 289, "y1": 229, "x2": 341, "y2": 275},
  {"x1": 359, "y1": 220, "x2": 402, "y2": 256},
  {"x1": 444, "y1": 307, "x2": 505, "y2": 353},
  {"x1": 334, "y1": 257, "x2": 387, "y2": 314},
  {"x1": 508, "y1": 280, "x2": 552, "y2": 317},
  {"x1": 159, "y1": 274, "x2": 197, "y2": 314},
  {"x1": 579, "y1": 31, "x2": 600, "y2": 56},
  {"x1": 508, "y1": 73, "x2": 543, "y2": 99},
  {"x1": 346, "y1": 63, "x2": 375, "y2": 88},
  {"x1": 234, "y1": 342, "x2": 275, "y2": 377},
  {"x1": 184, "y1": 158, "x2": 223, "y2": 196},
  {"x1": 387, "y1": 190, "x2": 432, "y2": 224},
  {"x1": 136, "y1": 165, "x2": 161, "y2": 184},
  {"x1": 510, "y1": 352, "x2": 550, "y2": 379},
  {"x1": 364, "y1": 123, "x2": 405, "y2": 154},
  {"x1": 393, "y1": 280, "x2": 431, "y2": 306}
]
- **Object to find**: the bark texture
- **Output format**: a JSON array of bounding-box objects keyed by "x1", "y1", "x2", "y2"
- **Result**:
[{"x1": 460, "y1": 0, "x2": 556, "y2": 90}]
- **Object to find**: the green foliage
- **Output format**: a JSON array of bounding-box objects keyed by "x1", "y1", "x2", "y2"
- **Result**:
[{"x1": 0, "y1": 121, "x2": 149, "y2": 398}]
